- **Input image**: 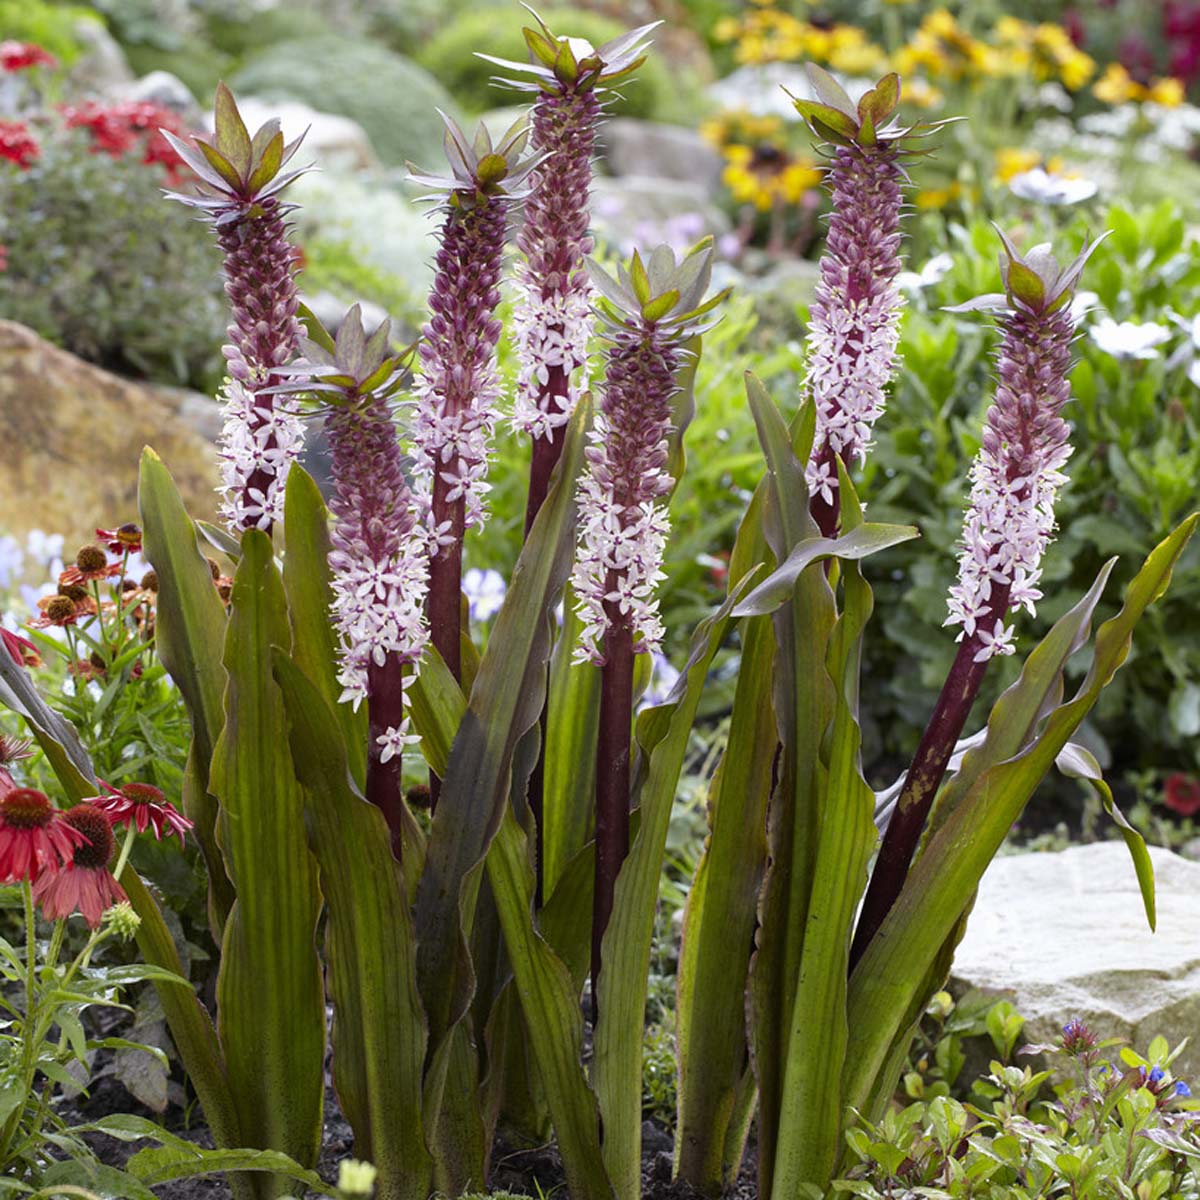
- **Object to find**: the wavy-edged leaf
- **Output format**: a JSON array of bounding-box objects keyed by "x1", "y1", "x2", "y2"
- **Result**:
[
  {"x1": 138, "y1": 448, "x2": 235, "y2": 933},
  {"x1": 673, "y1": 481, "x2": 774, "y2": 1192},
  {"x1": 1056, "y1": 741, "x2": 1154, "y2": 929},
  {"x1": 281, "y1": 466, "x2": 366, "y2": 788},
  {"x1": 210, "y1": 532, "x2": 325, "y2": 1193},
  {"x1": 273, "y1": 650, "x2": 431, "y2": 1200},
  {"x1": 845, "y1": 515, "x2": 1197, "y2": 1121},
  {"x1": 594, "y1": 581, "x2": 751, "y2": 1200},
  {"x1": 412, "y1": 399, "x2": 591, "y2": 1171},
  {"x1": 772, "y1": 467, "x2": 877, "y2": 1192},
  {"x1": 742, "y1": 376, "x2": 837, "y2": 1195}
]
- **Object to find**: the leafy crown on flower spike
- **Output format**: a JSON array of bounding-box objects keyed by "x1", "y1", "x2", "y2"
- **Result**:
[
  {"x1": 278, "y1": 304, "x2": 411, "y2": 404},
  {"x1": 791, "y1": 64, "x2": 951, "y2": 150},
  {"x1": 587, "y1": 238, "x2": 730, "y2": 335},
  {"x1": 479, "y1": 6, "x2": 660, "y2": 95},
  {"x1": 947, "y1": 228, "x2": 1109, "y2": 317},
  {"x1": 406, "y1": 113, "x2": 541, "y2": 208},
  {"x1": 161, "y1": 82, "x2": 307, "y2": 220}
]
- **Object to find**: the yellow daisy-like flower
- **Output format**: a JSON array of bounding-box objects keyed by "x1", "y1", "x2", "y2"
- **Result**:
[
  {"x1": 994, "y1": 146, "x2": 1041, "y2": 183},
  {"x1": 1147, "y1": 76, "x2": 1185, "y2": 107},
  {"x1": 1093, "y1": 62, "x2": 1143, "y2": 104},
  {"x1": 721, "y1": 142, "x2": 821, "y2": 211}
]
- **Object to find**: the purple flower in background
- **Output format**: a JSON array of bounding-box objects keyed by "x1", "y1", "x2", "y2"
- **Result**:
[
  {"x1": 463, "y1": 568, "x2": 506, "y2": 623},
  {"x1": 163, "y1": 85, "x2": 308, "y2": 534}
]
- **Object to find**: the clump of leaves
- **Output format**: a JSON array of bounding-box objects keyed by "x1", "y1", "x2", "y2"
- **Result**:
[{"x1": 840, "y1": 1018, "x2": 1200, "y2": 1198}]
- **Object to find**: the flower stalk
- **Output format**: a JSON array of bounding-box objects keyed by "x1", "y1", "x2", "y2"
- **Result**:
[
  {"x1": 163, "y1": 85, "x2": 308, "y2": 534},
  {"x1": 486, "y1": 13, "x2": 658, "y2": 533},
  {"x1": 572, "y1": 241, "x2": 725, "y2": 1004},
  {"x1": 851, "y1": 232, "x2": 1101, "y2": 967},
  {"x1": 408, "y1": 118, "x2": 537, "y2": 696},
  {"x1": 279, "y1": 307, "x2": 427, "y2": 854},
  {"x1": 792, "y1": 68, "x2": 937, "y2": 535}
]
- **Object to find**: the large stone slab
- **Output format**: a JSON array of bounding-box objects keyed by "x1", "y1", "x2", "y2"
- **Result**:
[
  {"x1": 0, "y1": 321, "x2": 219, "y2": 545},
  {"x1": 951, "y1": 843, "x2": 1200, "y2": 1078},
  {"x1": 599, "y1": 118, "x2": 723, "y2": 196}
]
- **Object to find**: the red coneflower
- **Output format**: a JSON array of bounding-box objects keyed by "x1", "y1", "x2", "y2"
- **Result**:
[
  {"x1": 0, "y1": 120, "x2": 39, "y2": 169},
  {"x1": 1164, "y1": 773, "x2": 1200, "y2": 818},
  {"x1": 93, "y1": 780, "x2": 192, "y2": 843},
  {"x1": 29, "y1": 591, "x2": 97, "y2": 629},
  {"x1": 1, "y1": 627, "x2": 39, "y2": 668},
  {"x1": 0, "y1": 42, "x2": 56, "y2": 72},
  {"x1": 33, "y1": 804, "x2": 126, "y2": 927},
  {"x1": 95, "y1": 524, "x2": 143, "y2": 556},
  {"x1": 0, "y1": 788, "x2": 85, "y2": 883},
  {"x1": 58, "y1": 544, "x2": 119, "y2": 587}
]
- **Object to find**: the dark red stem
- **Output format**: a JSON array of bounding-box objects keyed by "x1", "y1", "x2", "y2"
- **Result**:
[
  {"x1": 366, "y1": 654, "x2": 409, "y2": 861},
  {"x1": 591, "y1": 604, "x2": 634, "y2": 1022},
  {"x1": 849, "y1": 583, "x2": 1011, "y2": 969},
  {"x1": 428, "y1": 477, "x2": 466, "y2": 812}
]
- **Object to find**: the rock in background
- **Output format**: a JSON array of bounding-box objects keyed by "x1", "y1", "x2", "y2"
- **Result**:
[
  {"x1": 0, "y1": 321, "x2": 219, "y2": 544},
  {"x1": 952, "y1": 842, "x2": 1200, "y2": 1081}
]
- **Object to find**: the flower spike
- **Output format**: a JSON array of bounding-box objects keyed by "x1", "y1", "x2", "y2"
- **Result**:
[
  {"x1": 792, "y1": 67, "x2": 935, "y2": 535},
  {"x1": 163, "y1": 84, "x2": 309, "y2": 534},
  {"x1": 283, "y1": 306, "x2": 428, "y2": 851}
]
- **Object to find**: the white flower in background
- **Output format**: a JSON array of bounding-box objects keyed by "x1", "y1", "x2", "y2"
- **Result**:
[
  {"x1": 896, "y1": 252, "x2": 955, "y2": 293},
  {"x1": 462, "y1": 567, "x2": 506, "y2": 623},
  {"x1": 639, "y1": 651, "x2": 681, "y2": 711},
  {"x1": 0, "y1": 536, "x2": 22, "y2": 590},
  {"x1": 1167, "y1": 311, "x2": 1200, "y2": 385},
  {"x1": 1088, "y1": 317, "x2": 1171, "y2": 360},
  {"x1": 1069, "y1": 290, "x2": 1100, "y2": 325},
  {"x1": 1009, "y1": 167, "x2": 1098, "y2": 206}
]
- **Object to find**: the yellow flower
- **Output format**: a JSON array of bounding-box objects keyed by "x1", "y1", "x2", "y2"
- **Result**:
[
  {"x1": 1094, "y1": 62, "x2": 1143, "y2": 104},
  {"x1": 915, "y1": 182, "x2": 961, "y2": 210},
  {"x1": 713, "y1": 16, "x2": 741, "y2": 43},
  {"x1": 1148, "y1": 76, "x2": 1185, "y2": 107},
  {"x1": 994, "y1": 147, "x2": 1040, "y2": 183}
]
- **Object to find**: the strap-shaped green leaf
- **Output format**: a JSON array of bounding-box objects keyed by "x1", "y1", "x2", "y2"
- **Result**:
[
  {"x1": 772, "y1": 473, "x2": 878, "y2": 1192},
  {"x1": 211, "y1": 532, "x2": 325, "y2": 1195},
  {"x1": 272, "y1": 650, "x2": 431, "y2": 1200},
  {"x1": 138, "y1": 448, "x2": 235, "y2": 934},
  {"x1": 281, "y1": 466, "x2": 367, "y2": 789},
  {"x1": 742, "y1": 376, "x2": 837, "y2": 1195},
  {"x1": 542, "y1": 587, "x2": 600, "y2": 897},
  {"x1": 594, "y1": 581, "x2": 750, "y2": 1200},
  {"x1": 674, "y1": 478, "x2": 774, "y2": 1192},
  {"x1": 845, "y1": 515, "x2": 1197, "y2": 1121}
]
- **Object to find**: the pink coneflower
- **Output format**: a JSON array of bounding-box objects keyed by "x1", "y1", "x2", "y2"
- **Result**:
[
  {"x1": 95, "y1": 523, "x2": 143, "y2": 556},
  {"x1": 1164, "y1": 772, "x2": 1200, "y2": 817},
  {"x1": 33, "y1": 804, "x2": 126, "y2": 927},
  {"x1": 92, "y1": 780, "x2": 192, "y2": 843},
  {"x1": 0, "y1": 789, "x2": 85, "y2": 884}
]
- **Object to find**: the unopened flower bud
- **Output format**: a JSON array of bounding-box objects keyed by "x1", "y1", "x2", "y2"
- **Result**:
[
  {"x1": 104, "y1": 901, "x2": 142, "y2": 941},
  {"x1": 336, "y1": 1159, "x2": 377, "y2": 1196}
]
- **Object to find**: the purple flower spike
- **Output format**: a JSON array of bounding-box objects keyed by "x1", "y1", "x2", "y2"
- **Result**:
[
  {"x1": 850, "y1": 230, "x2": 1103, "y2": 969},
  {"x1": 483, "y1": 11, "x2": 658, "y2": 528},
  {"x1": 792, "y1": 68, "x2": 944, "y2": 535},
  {"x1": 409, "y1": 116, "x2": 539, "y2": 546},
  {"x1": 278, "y1": 306, "x2": 427, "y2": 850},
  {"x1": 943, "y1": 232, "x2": 1105, "y2": 661},
  {"x1": 571, "y1": 240, "x2": 727, "y2": 664},
  {"x1": 163, "y1": 84, "x2": 309, "y2": 534}
]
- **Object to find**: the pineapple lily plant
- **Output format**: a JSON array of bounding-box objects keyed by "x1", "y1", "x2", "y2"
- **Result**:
[{"x1": 0, "y1": 28, "x2": 1194, "y2": 1200}]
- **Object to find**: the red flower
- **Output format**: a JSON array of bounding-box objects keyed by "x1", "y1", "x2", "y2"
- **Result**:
[
  {"x1": 32, "y1": 804, "x2": 126, "y2": 927},
  {"x1": 0, "y1": 788, "x2": 86, "y2": 883},
  {"x1": 59, "y1": 100, "x2": 187, "y2": 180},
  {"x1": 0, "y1": 243, "x2": 8, "y2": 272},
  {"x1": 1164, "y1": 773, "x2": 1200, "y2": 817},
  {"x1": 92, "y1": 780, "x2": 192, "y2": 843},
  {"x1": 1, "y1": 626, "x2": 40, "y2": 668},
  {"x1": 0, "y1": 42, "x2": 56, "y2": 72},
  {"x1": 0, "y1": 121, "x2": 39, "y2": 169},
  {"x1": 95, "y1": 523, "x2": 143, "y2": 555}
]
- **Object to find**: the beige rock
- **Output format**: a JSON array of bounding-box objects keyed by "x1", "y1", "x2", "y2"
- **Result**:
[{"x1": 0, "y1": 321, "x2": 219, "y2": 545}]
